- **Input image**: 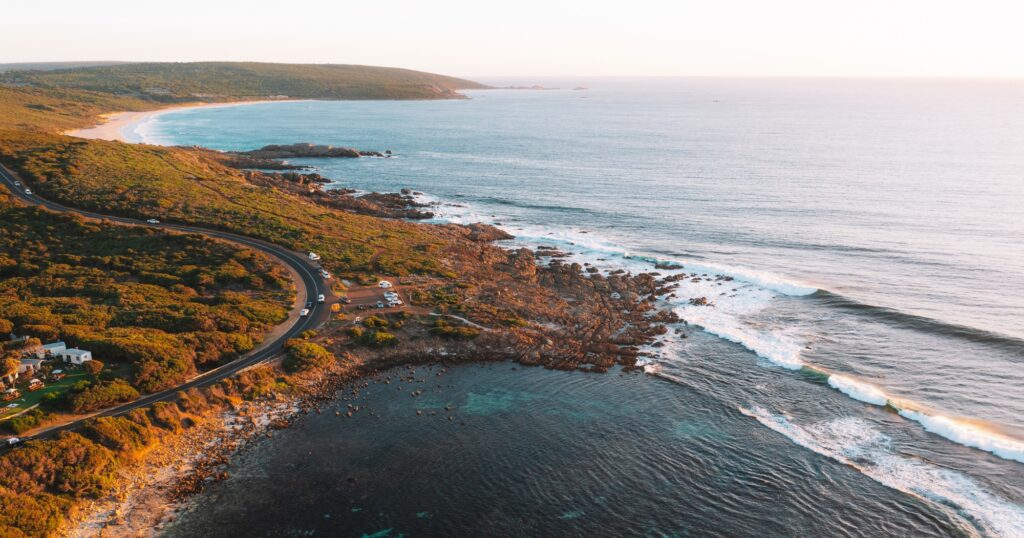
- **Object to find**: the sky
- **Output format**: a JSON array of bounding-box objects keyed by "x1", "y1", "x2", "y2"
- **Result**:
[{"x1": 3, "y1": 0, "x2": 1023, "y2": 78}]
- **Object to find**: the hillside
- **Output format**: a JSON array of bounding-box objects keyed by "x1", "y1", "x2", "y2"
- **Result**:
[
  {"x1": 0, "y1": 62, "x2": 489, "y2": 102},
  {"x1": 0, "y1": 86, "x2": 150, "y2": 132}
]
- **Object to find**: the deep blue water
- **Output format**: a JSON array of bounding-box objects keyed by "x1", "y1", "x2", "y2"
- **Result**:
[{"x1": 140, "y1": 79, "x2": 1024, "y2": 536}]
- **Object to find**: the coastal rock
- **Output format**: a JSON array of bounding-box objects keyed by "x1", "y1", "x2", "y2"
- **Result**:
[{"x1": 238, "y1": 143, "x2": 384, "y2": 159}]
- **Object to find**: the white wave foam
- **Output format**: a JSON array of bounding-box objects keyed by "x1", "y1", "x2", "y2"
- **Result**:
[
  {"x1": 739, "y1": 406, "x2": 1024, "y2": 537},
  {"x1": 680, "y1": 305, "x2": 805, "y2": 370},
  {"x1": 823, "y1": 374, "x2": 1024, "y2": 465},
  {"x1": 899, "y1": 410, "x2": 1024, "y2": 465},
  {"x1": 828, "y1": 374, "x2": 889, "y2": 406}
]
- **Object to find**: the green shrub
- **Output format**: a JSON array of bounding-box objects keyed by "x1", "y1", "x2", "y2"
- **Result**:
[
  {"x1": 282, "y1": 342, "x2": 334, "y2": 374},
  {"x1": 68, "y1": 380, "x2": 139, "y2": 413},
  {"x1": 2, "y1": 408, "x2": 46, "y2": 434}
]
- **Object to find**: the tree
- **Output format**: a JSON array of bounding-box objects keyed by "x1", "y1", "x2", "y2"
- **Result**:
[
  {"x1": 83, "y1": 360, "x2": 104, "y2": 378},
  {"x1": 0, "y1": 357, "x2": 18, "y2": 380}
]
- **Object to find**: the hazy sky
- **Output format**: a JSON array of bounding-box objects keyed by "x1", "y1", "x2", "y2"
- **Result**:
[{"x1": 4, "y1": 0, "x2": 1023, "y2": 77}]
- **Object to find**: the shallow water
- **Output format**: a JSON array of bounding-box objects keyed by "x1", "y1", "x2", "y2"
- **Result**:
[
  {"x1": 144, "y1": 79, "x2": 1024, "y2": 535},
  {"x1": 167, "y1": 364, "x2": 971, "y2": 538}
]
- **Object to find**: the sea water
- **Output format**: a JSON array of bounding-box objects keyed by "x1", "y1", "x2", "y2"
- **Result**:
[{"x1": 141, "y1": 78, "x2": 1024, "y2": 536}]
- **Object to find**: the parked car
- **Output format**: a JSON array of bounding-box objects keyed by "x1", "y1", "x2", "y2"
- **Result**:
[
  {"x1": 320, "y1": 269, "x2": 331, "y2": 279},
  {"x1": 340, "y1": 297, "x2": 351, "y2": 304},
  {"x1": 300, "y1": 308, "x2": 310, "y2": 317},
  {"x1": 378, "y1": 281, "x2": 393, "y2": 289},
  {"x1": 147, "y1": 218, "x2": 160, "y2": 224},
  {"x1": 317, "y1": 294, "x2": 325, "y2": 303},
  {"x1": 13, "y1": 180, "x2": 20, "y2": 186},
  {"x1": 376, "y1": 301, "x2": 385, "y2": 308}
]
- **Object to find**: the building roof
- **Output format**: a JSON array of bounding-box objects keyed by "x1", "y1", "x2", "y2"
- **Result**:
[
  {"x1": 63, "y1": 348, "x2": 90, "y2": 356},
  {"x1": 42, "y1": 341, "x2": 66, "y2": 350}
]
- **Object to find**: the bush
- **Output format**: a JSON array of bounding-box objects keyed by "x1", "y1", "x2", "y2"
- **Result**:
[
  {"x1": 362, "y1": 315, "x2": 388, "y2": 328},
  {"x1": 68, "y1": 380, "x2": 139, "y2": 413},
  {"x1": 364, "y1": 330, "x2": 397, "y2": 347},
  {"x1": 282, "y1": 342, "x2": 334, "y2": 374},
  {"x1": 83, "y1": 359, "x2": 104, "y2": 377},
  {"x1": 2, "y1": 408, "x2": 46, "y2": 434},
  {"x1": 82, "y1": 416, "x2": 155, "y2": 453},
  {"x1": 132, "y1": 356, "x2": 195, "y2": 393}
]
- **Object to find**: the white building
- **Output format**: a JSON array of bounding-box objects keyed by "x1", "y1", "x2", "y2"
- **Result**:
[
  {"x1": 58, "y1": 348, "x2": 92, "y2": 365},
  {"x1": 18, "y1": 358, "x2": 44, "y2": 375},
  {"x1": 33, "y1": 341, "x2": 67, "y2": 359}
]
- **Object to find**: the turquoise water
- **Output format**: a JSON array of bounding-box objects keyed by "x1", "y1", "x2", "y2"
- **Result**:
[
  {"x1": 168, "y1": 364, "x2": 970, "y2": 537},
  {"x1": 143, "y1": 79, "x2": 1024, "y2": 535}
]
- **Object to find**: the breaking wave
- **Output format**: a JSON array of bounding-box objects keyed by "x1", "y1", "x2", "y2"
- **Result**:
[{"x1": 739, "y1": 406, "x2": 1024, "y2": 538}]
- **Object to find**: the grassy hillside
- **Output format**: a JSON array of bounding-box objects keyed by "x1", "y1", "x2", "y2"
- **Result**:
[
  {"x1": 0, "y1": 130, "x2": 455, "y2": 279},
  {"x1": 0, "y1": 62, "x2": 489, "y2": 102},
  {"x1": 0, "y1": 86, "x2": 150, "y2": 132}
]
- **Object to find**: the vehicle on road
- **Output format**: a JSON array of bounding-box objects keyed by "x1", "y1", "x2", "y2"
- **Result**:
[
  {"x1": 13, "y1": 181, "x2": 20, "y2": 186},
  {"x1": 5, "y1": 437, "x2": 21, "y2": 446},
  {"x1": 300, "y1": 308, "x2": 310, "y2": 317},
  {"x1": 305, "y1": 301, "x2": 314, "y2": 309},
  {"x1": 147, "y1": 218, "x2": 160, "y2": 224},
  {"x1": 308, "y1": 252, "x2": 321, "y2": 261},
  {"x1": 317, "y1": 294, "x2": 325, "y2": 303},
  {"x1": 24, "y1": 189, "x2": 32, "y2": 195},
  {"x1": 320, "y1": 269, "x2": 331, "y2": 279},
  {"x1": 340, "y1": 297, "x2": 351, "y2": 304}
]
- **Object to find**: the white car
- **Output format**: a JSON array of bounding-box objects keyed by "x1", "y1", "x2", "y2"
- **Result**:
[
  {"x1": 147, "y1": 219, "x2": 160, "y2": 224},
  {"x1": 24, "y1": 189, "x2": 32, "y2": 195},
  {"x1": 5, "y1": 437, "x2": 21, "y2": 446},
  {"x1": 320, "y1": 269, "x2": 331, "y2": 279},
  {"x1": 317, "y1": 294, "x2": 325, "y2": 303},
  {"x1": 300, "y1": 308, "x2": 310, "y2": 317},
  {"x1": 308, "y1": 252, "x2": 321, "y2": 261},
  {"x1": 378, "y1": 281, "x2": 393, "y2": 289}
]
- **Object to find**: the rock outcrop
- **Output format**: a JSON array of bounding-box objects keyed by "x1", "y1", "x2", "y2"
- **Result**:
[{"x1": 235, "y1": 143, "x2": 386, "y2": 159}]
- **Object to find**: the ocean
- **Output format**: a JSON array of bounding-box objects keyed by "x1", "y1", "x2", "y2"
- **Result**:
[{"x1": 135, "y1": 78, "x2": 1024, "y2": 537}]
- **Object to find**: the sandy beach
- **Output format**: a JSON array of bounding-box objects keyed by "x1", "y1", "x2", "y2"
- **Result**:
[{"x1": 67, "y1": 100, "x2": 303, "y2": 143}]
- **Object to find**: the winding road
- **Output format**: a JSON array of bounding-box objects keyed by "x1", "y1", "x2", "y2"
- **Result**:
[{"x1": 0, "y1": 163, "x2": 331, "y2": 443}]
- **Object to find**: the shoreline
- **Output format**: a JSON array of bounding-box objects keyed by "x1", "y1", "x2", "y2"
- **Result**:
[{"x1": 65, "y1": 99, "x2": 308, "y2": 143}]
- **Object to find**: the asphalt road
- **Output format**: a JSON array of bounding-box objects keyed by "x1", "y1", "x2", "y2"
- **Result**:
[{"x1": 0, "y1": 164, "x2": 331, "y2": 443}]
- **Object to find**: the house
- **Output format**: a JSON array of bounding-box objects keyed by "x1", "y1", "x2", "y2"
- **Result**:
[
  {"x1": 58, "y1": 348, "x2": 92, "y2": 365},
  {"x1": 18, "y1": 358, "x2": 45, "y2": 375},
  {"x1": 33, "y1": 341, "x2": 66, "y2": 359}
]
